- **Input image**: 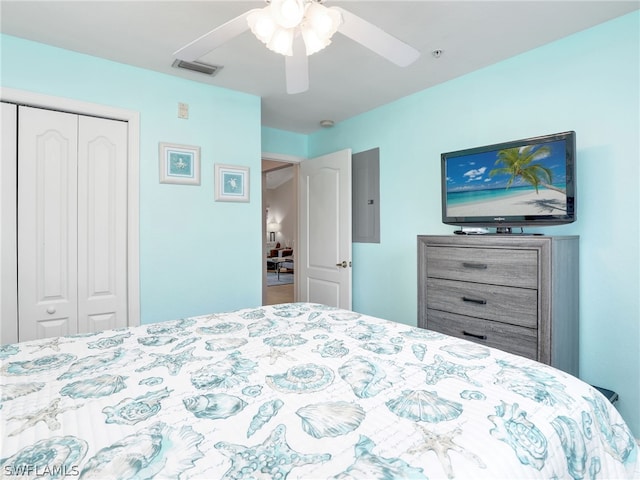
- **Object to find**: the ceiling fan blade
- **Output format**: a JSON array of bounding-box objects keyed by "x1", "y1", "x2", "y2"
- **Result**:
[
  {"x1": 334, "y1": 7, "x2": 420, "y2": 67},
  {"x1": 173, "y1": 10, "x2": 252, "y2": 62},
  {"x1": 285, "y1": 35, "x2": 309, "y2": 94}
]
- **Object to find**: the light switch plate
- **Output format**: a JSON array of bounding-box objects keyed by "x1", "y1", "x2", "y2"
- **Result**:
[{"x1": 178, "y1": 102, "x2": 189, "y2": 119}]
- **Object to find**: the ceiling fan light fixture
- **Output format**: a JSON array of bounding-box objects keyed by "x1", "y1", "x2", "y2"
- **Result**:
[
  {"x1": 248, "y1": 0, "x2": 342, "y2": 58},
  {"x1": 176, "y1": 0, "x2": 421, "y2": 96}
]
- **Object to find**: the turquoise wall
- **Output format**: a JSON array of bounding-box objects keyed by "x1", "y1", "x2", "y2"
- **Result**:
[
  {"x1": 261, "y1": 126, "x2": 307, "y2": 158},
  {"x1": 1, "y1": 34, "x2": 263, "y2": 323},
  {"x1": 302, "y1": 11, "x2": 639, "y2": 436}
]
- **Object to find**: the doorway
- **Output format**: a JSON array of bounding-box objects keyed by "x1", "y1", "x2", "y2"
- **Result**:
[
  {"x1": 262, "y1": 159, "x2": 297, "y2": 305},
  {"x1": 260, "y1": 148, "x2": 352, "y2": 309}
]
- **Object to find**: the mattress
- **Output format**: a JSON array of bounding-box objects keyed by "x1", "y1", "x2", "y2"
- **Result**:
[{"x1": 1, "y1": 303, "x2": 638, "y2": 479}]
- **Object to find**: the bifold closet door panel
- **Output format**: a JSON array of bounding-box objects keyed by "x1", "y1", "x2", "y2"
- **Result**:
[
  {"x1": 1, "y1": 102, "x2": 18, "y2": 345},
  {"x1": 18, "y1": 106, "x2": 79, "y2": 341},
  {"x1": 77, "y1": 115, "x2": 128, "y2": 333}
]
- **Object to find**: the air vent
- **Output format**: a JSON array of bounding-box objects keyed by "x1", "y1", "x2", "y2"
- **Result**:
[{"x1": 171, "y1": 59, "x2": 222, "y2": 76}]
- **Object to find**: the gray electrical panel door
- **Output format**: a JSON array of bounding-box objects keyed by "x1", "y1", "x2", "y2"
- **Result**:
[{"x1": 352, "y1": 148, "x2": 380, "y2": 243}]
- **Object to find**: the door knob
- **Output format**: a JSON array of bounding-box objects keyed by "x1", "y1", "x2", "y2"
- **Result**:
[
  {"x1": 336, "y1": 261, "x2": 347, "y2": 268},
  {"x1": 46, "y1": 306, "x2": 56, "y2": 314}
]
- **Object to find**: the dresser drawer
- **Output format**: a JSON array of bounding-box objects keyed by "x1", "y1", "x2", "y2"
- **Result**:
[
  {"x1": 426, "y1": 246, "x2": 538, "y2": 288},
  {"x1": 426, "y1": 278, "x2": 537, "y2": 328},
  {"x1": 427, "y1": 309, "x2": 538, "y2": 360}
]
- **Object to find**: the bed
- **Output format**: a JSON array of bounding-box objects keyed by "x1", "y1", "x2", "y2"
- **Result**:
[{"x1": 1, "y1": 303, "x2": 638, "y2": 479}]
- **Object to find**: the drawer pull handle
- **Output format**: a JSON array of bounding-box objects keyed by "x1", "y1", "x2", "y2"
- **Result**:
[
  {"x1": 462, "y1": 296, "x2": 487, "y2": 305},
  {"x1": 463, "y1": 330, "x2": 487, "y2": 340},
  {"x1": 462, "y1": 262, "x2": 487, "y2": 269}
]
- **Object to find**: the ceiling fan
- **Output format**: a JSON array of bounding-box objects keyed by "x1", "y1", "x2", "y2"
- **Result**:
[{"x1": 173, "y1": 0, "x2": 420, "y2": 94}]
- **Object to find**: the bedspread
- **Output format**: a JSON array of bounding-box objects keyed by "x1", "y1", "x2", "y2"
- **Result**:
[{"x1": 1, "y1": 303, "x2": 638, "y2": 479}]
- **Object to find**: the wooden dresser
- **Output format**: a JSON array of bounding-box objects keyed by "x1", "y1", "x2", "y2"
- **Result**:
[{"x1": 418, "y1": 235, "x2": 579, "y2": 375}]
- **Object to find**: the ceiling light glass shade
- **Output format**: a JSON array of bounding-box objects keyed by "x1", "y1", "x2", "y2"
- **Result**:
[
  {"x1": 301, "y1": 4, "x2": 341, "y2": 55},
  {"x1": 305, "y1": 3, "x2": 342, "y2": 38},
  {"x1": 300, "y1": 26, "x2": 328, "y2": 56},
  {"x1": 267, "y1": 27, "x2": 295, "y2": 56},
  {"x1": 247, "y1": 9, "x2": 277, "y2": 44},
  {"x1": 270, "y1": 0, "x2": 305, "y2": 29}
]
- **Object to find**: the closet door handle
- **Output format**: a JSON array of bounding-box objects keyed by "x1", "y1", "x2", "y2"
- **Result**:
[
  {"x1": 46, "y1": 306, "x2": 56, "y2": 314},
  {"x1": 462, "y1": 262, "x2": 487, "y2": 270},
  {"x1": 463, "y1": 330, "x2": 487, "y2": 340},
  {"x1": 462, "y1": 296, "x2": 487, "y2": 305}
]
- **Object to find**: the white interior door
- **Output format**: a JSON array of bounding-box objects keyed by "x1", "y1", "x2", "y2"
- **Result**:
[
  {"x1": 18, "y1": 106, "x2": 79, "y2": 340},
  {"x1": 298, "y1": 148, "x2": 352, "y2": 309}
]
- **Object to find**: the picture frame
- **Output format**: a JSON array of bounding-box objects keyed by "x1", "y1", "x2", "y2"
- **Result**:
[
  {"x1": 159, "y1": 142, "x2": 201, "y2": 185},
  {"x1": 214, "y1": 164, "x2": 250, "y2": 202}
]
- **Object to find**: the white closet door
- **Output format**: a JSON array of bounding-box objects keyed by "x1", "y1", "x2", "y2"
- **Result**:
[
  {"x1": 18, "y1": 107, "x2": 129, "y2": 341},
  {"x1": 77, "y1": 116, "x2": 128, "y2": 332},
  {"x1": 1, "y1": 102, "x2": 18, "y2": 345},
  {"x1": 18, "y1": 106, "x2": 79, "y2": 340}
]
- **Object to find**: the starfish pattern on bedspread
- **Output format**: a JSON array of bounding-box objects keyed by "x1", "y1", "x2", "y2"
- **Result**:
[
  {"x1": 408, "y1": 425, "x2": 486, "y2": 478},
  {"x1": 7, "y1": 398, "x2": 82, "y2": 436},
  {"x1": 419, "y1": 354, "x2": 483, "y2": 386},
  {"x1": 214, "y1": 424, "x2": 331, "y2": 479},
  {"x1": 259, "y1": 347, "x2": 296, "y2": 365},
  {"x1": 25, "y1": 337, "x2": 73, "y2": 353},
  {"x1": 135, "y1": 346, "x2": 204, "y2": 376},
  {"x1": 296, "y1": 318, "x2": 333, "y2": 332}
]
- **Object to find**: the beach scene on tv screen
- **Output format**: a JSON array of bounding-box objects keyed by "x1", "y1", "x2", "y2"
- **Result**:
[{"x1": 445, "y1": 139, "x2": 568, "y2": 217}]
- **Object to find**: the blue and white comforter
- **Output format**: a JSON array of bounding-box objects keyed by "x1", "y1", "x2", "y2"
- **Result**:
[{"x1": 1, "y1": 303, "x2": 638, "y2": 479}]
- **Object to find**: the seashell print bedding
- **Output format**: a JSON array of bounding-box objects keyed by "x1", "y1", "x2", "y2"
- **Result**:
[{"x1": 1, "y1": 303, "x2": 638, "y2": 479}]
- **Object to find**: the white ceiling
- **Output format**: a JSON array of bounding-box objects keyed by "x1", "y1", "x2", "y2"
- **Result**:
[{"x1": 1, "y1": 1, "x2": 638, "y2": 133}]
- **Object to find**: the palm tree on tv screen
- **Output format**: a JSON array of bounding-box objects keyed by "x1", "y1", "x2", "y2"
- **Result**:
[{"x1": 489, "y1": 145, "x2": 565, "y2": 194}]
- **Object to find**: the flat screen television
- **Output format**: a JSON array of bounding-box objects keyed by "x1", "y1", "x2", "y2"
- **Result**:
[{"x1": 441, "y1": 131, "x2": 576, "y2": 232}]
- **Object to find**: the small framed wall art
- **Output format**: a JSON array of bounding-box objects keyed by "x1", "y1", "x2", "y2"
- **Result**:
[
  {"x1": 159, "y1": 142, "x2": 201, "y2": 185},
  {"x1": 214, "y1": 164, "x2": 250, "y2": 202}
]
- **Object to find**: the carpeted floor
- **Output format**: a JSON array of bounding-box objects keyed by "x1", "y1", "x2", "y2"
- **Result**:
[{"x1": 267, "y1": 271, "x2": 294, "y2": 286}]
